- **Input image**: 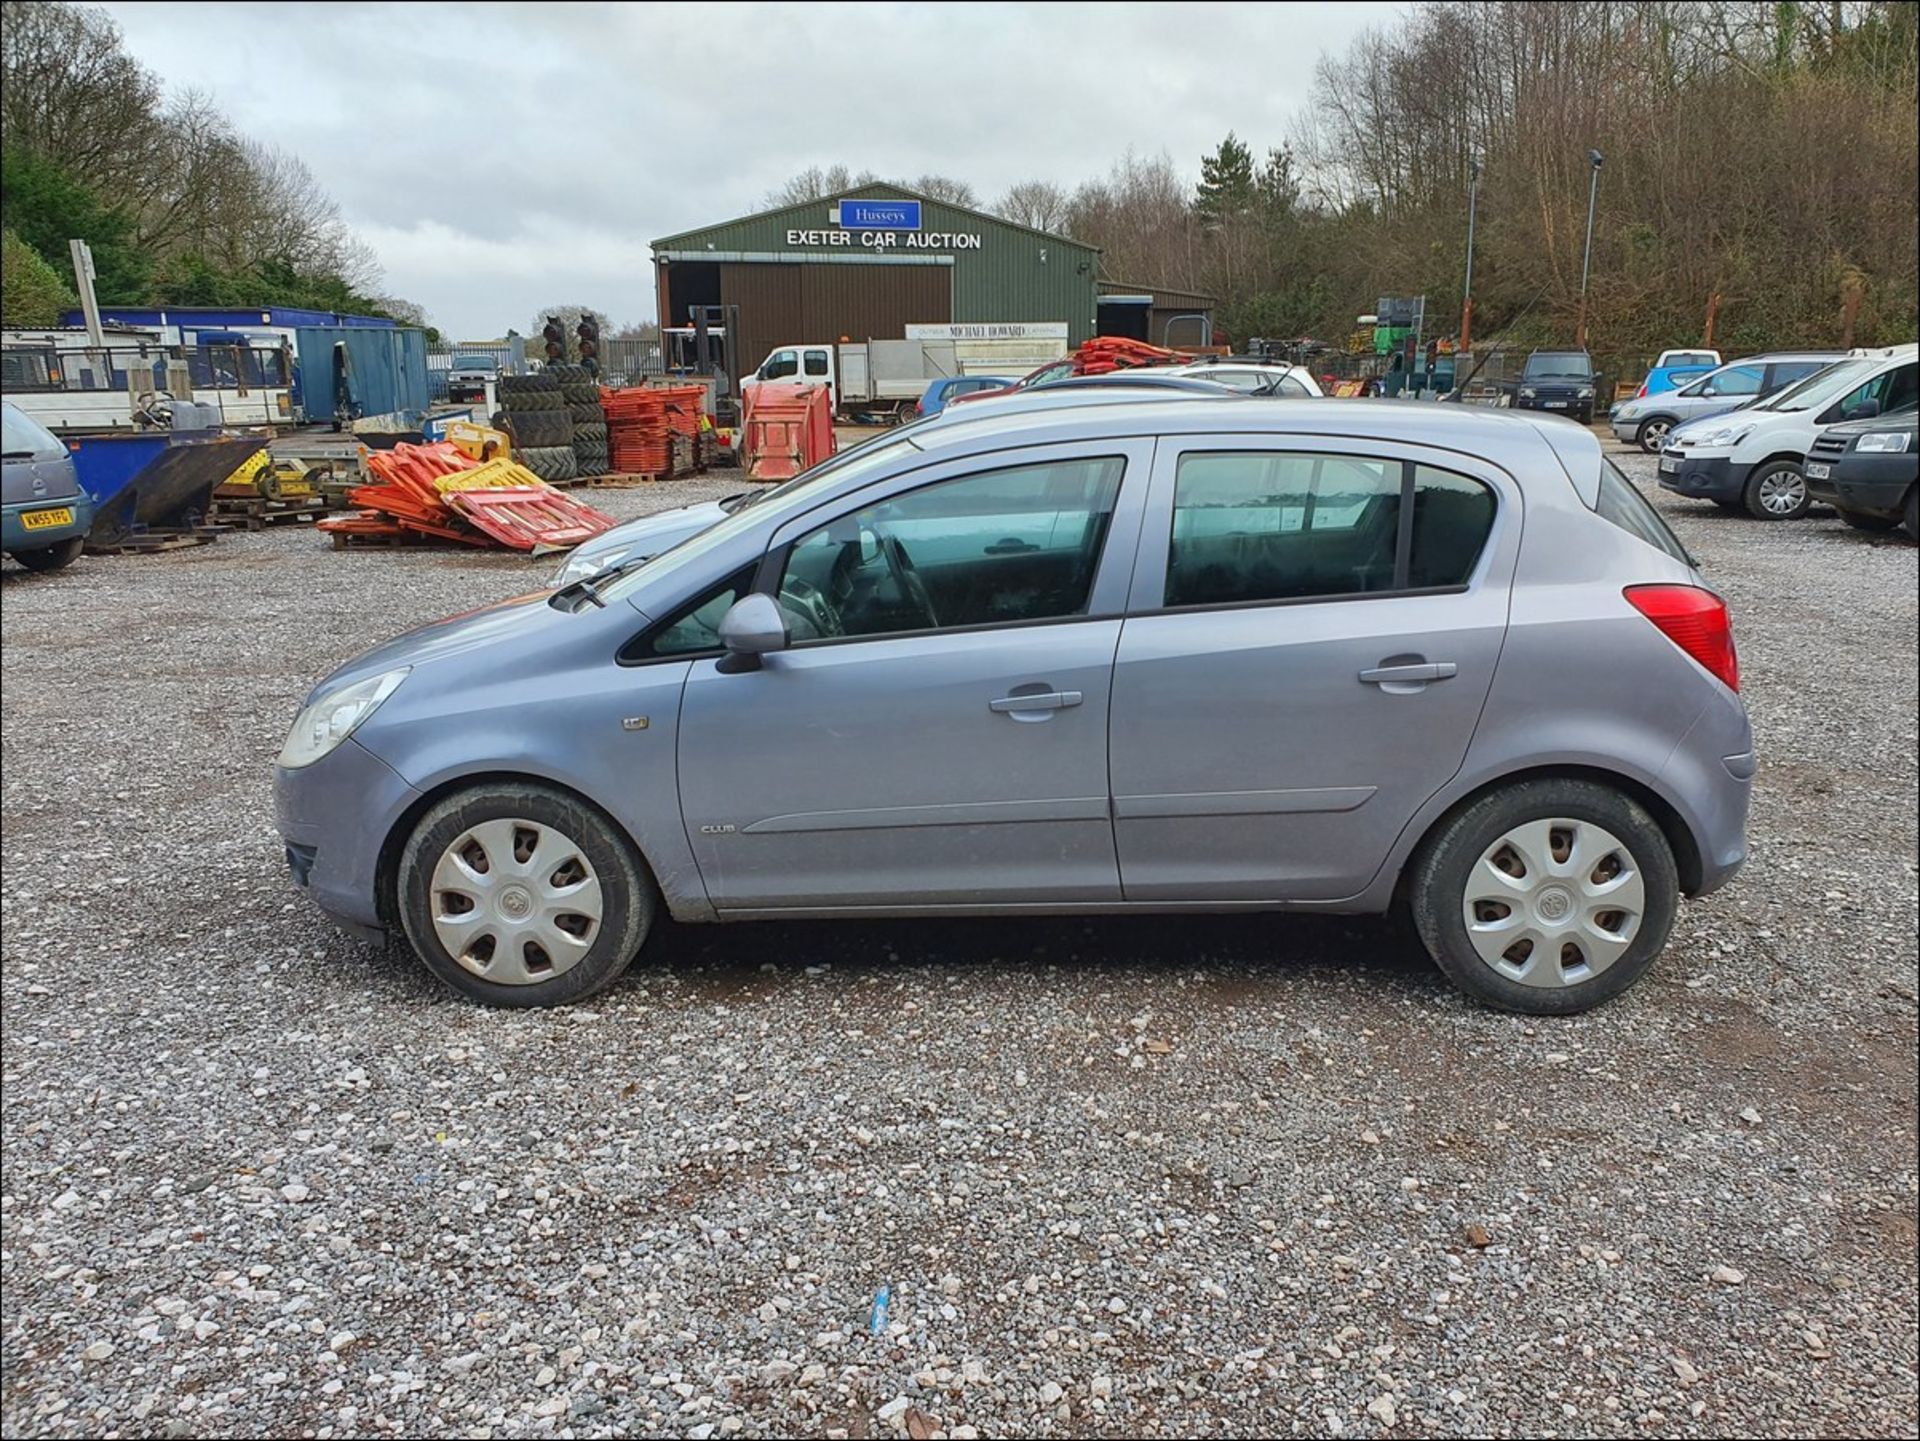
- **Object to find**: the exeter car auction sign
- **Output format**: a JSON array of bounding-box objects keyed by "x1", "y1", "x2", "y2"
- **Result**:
[{"x1": 784, "y1": 199, "x2": 985, "y2": 252}]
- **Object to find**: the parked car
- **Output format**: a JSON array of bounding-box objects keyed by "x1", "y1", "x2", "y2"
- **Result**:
[
  {"x1": 947, "y1": 357, "x2": 1080, "y2": 407},
  {"x1": 278, "y1": 395, "x2": 1751, "y2": 1017},
  {"x1": 445, "y1": 354, "x2": 501, "y2": 404},
  {"x1": 1610, "y1": 352, "x2": 1843, "y2": 453},
  {"x1": 1804, "y1": 402, "x2": 1918, "y2": 541},
  {"x1": 1513, "y1": 351, "x2": 1598, "y2": 423},
  {"x1": 1631, "y1": 349, "x2": 1723, "y2": 401},
  {"x1": 2, "y1": 401, "x2": 92, "y2": 573},
  {"x1": 1163, "y1": 359, "x2": 1325, "y2": 396},
  {"x1": 915, "y1": 375, "x2": 1016, "y2": 418},
  {"x1": 1659, "y1": 344, "x2": 1919, "y2": 519}
]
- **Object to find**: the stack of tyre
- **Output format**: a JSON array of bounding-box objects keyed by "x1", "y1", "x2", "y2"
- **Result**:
[
  {"x1": 495, "y1": 374, "x2": 576, "y2": 483},
  {"x1": 549, "y1": 363, "x2": 609, "y2": 478}
]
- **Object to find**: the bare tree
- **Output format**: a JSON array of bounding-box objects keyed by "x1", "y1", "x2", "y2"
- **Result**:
[
  {"x1": 0, "y1": 0, "x2": 169, "y2": 193},
  {"x1": 908, "y1": 174, "x2": 978, "y2": 207},
  {"x1": 995, "y1": 180, "x2": 1072, "y2": 233}
]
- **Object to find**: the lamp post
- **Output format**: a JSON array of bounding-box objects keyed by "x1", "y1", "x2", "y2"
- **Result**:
[
  {"x1": 1460, "y1": 156, "x2": 1481, "y2": 354},
  {"x1": 1576, "y1": 148, "x2": 1603, "y2": 348}
]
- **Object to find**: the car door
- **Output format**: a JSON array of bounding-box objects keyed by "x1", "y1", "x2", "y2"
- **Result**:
[
  {"x1": 676, "y1": 440, "x2": 1153, "y2": 913},
  {"x1": 1108, "y1": 437, "x2": 1519, "y2": 902}
]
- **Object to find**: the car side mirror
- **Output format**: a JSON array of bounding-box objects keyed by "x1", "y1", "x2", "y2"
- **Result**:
[
  {"x1": 1852, "y1": 397, "x2": 1883, "y2": 420},
  {"x1": 716, "y1": 593, "x2": 789, "y2": 672}
]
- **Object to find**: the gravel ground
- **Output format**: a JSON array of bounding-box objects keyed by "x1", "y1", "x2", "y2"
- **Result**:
[{"x1": 3, "y1": 448, "x2": 1915, "y2": 1440}]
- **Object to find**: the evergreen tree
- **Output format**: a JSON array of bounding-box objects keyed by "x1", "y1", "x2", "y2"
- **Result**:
[{"x1": 1195, "y1": 132, "x2": 1257, "y2": 225}]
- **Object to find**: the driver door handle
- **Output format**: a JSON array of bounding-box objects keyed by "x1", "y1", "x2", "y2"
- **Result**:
[
  {"x1": 1359, "y1": 662, "x2": 1457, "y2": 685},
  {"x1": 989, "y1": 690, "x2": 1083, "y2": 713}
]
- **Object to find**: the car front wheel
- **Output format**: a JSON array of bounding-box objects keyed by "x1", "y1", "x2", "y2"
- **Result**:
[
  {"x1": 396, "y1": 782, "x2": 655, "y2": 1007},
  {"x1": 1634, "y1": 417, "x2": 1674, "y2": 452},
  {"x1": 1743, "y1": 460, "x2": 1811, "y2": 520},
  {"x1": 1408, "y1": 779, "x2": 1679, "y2": 1015}
]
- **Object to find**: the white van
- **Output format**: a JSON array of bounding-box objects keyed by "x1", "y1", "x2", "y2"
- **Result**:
[{"x1": 1658, "y1": 344, "x2": 1919, "y2": 518}]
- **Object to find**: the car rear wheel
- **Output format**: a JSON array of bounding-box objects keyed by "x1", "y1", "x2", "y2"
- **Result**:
[
  {"x1": 396, "y1": 782, "x2": 655, "y2": 1007},
  {"x1": 1743, "y1": 460, "x2": 1811, "y2": 520},
  {"x1": 11, "y1": 536, "x2": 85, "y2": 572},
  {"x1": 1408, "y1": 779, "x2": 1679, "y2": 1015},
  {"x1": 1905, "y1": 487, "x2": 1918, "y2": 542},
  {"x1": 1634, "y1": 417, "x2": 1674, "y2": 453}
]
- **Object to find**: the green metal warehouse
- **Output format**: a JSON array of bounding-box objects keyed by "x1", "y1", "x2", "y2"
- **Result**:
[{"x1": 651, "y1": 183, "x2": 1102, "y2": 379}]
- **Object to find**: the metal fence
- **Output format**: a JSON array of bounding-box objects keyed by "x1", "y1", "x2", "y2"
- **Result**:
[{"x1": 423, "y1": 340, "x2": 667, "y2": 401}]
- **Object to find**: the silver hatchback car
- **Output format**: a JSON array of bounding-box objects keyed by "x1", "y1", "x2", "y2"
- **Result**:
[{"x1": 275, "y1": 398, "x2": 1753, "y2": 1015}]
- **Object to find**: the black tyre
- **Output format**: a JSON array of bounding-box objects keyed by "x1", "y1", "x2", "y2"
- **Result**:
[
  {"x1": 1711, "y1": 497, "x2": 1744, "y2": 512},
  {"x1": 573, "y1": 447, "x2": 609, "y2": 477},
  {"x1": 1407, "y1": 779, "x2": 1679, "y2": 1016},
  {"x1": 504, "y1": 388, "x2": 562, "y2": 412},
  {"x1": 10, "y1": 536, "x2": 85, "y2": 573},
  {"x1": 504, "y1": 410, "x2": 572, "y2": 448},
  {"x1": 548, "y1": 364, "x2": 586, "y2": 385},
  {"x1": 520, "y1": 445, "x2": 579, "y2": 482},
  {"x1": 1577, "y1": 407, "x2": 1594, "y2": 426},
  {"x1": 571, "y1": 421, "x2": 607, "y2": 444},
  {"x1": 561, "y1": 383, "x2": 600, "y2": 405},
  {"x1": 1905, "y1": 487, "x2": 1918, "y2": 542},
  {"x1": 568, "y1": 401, "x2": 605, "y2": 423},
  {"x1": 1742, "y1": 459, "x2": 1810, "y2": 520},
  {"x1": 1634, "y1": 416, "x2": 1676, "y2": 453},
  {"x1": 396, "y1": 782, "x2": 654, "y2": 1007},
  {"x1": 1837, "y1": 507, "x2": 1899, "y2": 533}
]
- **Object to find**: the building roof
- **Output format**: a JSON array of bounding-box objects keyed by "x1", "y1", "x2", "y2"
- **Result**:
[
  {"x1": 652, "y1": 181, "x2": 1099, "y2": 255},
  {"x1": 1098, "y1": 278, "x2": 1220, "y2": 307}
]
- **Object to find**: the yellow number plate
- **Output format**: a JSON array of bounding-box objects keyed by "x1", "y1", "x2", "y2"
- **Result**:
[{"x1": 22, "y1": 506, "x2": 74, "y2": 531}]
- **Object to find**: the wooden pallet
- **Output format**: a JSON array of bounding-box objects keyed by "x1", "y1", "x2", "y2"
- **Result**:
[
  {"x1": 209, "y1": 496, "x2": 327, "y2": 531},
  {"x1": 327, "y1": 530, "x2": 462, "y2": 551},
  {"x1": 572, "y1": 471, "x2": 672, "y2": 487},
  {"x1": 87, "y1": 524, "x2": 228, "y2": 556}
]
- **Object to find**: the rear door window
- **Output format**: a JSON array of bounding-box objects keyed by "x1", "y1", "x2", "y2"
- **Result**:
[{"x1": 1164, "y1": 452, "x2": 1495, "y2": 607}]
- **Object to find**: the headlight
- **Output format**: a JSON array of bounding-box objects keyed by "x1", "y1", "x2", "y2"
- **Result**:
[
  {"x1": 1697, "y1": 424, "x2": 1753, "y2": 448},
  {"x1": 1577, "y1": 385, "x2": 1595, "y2": 398},
  {"x1": 1519, "y1": 386, "x2": 1537, "y2": 399},
  {"x1": 1856, "y1": 432, "x2": 1912, "y2": 453},
  {"x1": 551, "y1": 544, "x2": 633, "y2": 588},
  {"x1": 277, "y1": 668, "x2": 410, "y2": 769}
]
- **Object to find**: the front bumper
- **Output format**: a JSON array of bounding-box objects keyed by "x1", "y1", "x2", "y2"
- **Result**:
[
  {"x1": 1515, "y1": 391, "x2": 1595, "y2": 418},
  {"x1": 1657, "y1": 450, "x2": 1745, "y2": 502},
  {"x1": 1805, "y1": 451, "x2": 1916, "y2": 515},
  {"x1": 274, "y1": 734, "x2": 424, "y2": 940},
  {"x1": 2, "y1": 494, "x2": 94, "y2": 552}
]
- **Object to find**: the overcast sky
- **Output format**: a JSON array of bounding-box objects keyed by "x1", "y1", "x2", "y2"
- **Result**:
[{"x1": 102, "y1": 1, "x2": 1397, "y2": 340}]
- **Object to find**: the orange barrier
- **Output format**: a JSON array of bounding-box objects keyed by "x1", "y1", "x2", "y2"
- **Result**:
[{"x1": 318, "y1": 440, "x2": 617, "y2": 550}]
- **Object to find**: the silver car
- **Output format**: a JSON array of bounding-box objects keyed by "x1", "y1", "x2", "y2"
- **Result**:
[
  {"x1": 1609, "y1": 352, "x2": 1842, "y2": 452},
  {"x1": 275, "y1": 397, "x2": 1753, "y2": 1015}
]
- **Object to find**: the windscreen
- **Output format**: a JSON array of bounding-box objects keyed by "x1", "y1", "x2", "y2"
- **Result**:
[
  {"x1": 1525, "y1": 353, "x2": 1593, "y2": 380},
  {"x1": 1754, "y1": 357, "x2": 1869, "y2": 411}
]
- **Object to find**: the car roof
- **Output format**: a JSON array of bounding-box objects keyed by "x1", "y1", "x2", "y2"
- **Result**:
[{"x1": 910, "y1": 393, "x2": 1595, "y2": 468}]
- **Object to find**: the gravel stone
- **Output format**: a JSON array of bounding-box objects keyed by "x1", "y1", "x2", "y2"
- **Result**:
[{"x1": 1, "y1": 448, "x2": 1914, "y2": 1437}]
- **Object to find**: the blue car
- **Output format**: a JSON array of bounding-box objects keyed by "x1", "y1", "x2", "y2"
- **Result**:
[
  {"x1": 915, "y1": 375, "x2": 1016, "y2": 418},
  {"x1": 1634, "y1": 348, "x2": 1723, "y2": 399},
  {"x1": 2, "y1": 402, "x2": 93, "y2": 572}
]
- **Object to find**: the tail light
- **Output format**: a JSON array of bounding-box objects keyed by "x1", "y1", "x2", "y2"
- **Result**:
[
  {"x1": 1625, "y1": 585, "x2": 1739, "y2": 691},
  {"x1": 1636, "y1": 382, "x2": 1649, "y2": 398}
]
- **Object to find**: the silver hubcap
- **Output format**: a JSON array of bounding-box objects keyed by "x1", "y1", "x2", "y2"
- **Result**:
[
  {"x1": 1462, "y1": 818, "x2": 1646, "y2": 988},
  {"x1": 1643, "y1": 421, "x2": 1668, "y2": 447},
  {"x1": 1758, "y1": 470, "x2": 1805, "y2": 514},
  {"x1": 429, "y1": 818, "x2": 603, "y2": 984}
]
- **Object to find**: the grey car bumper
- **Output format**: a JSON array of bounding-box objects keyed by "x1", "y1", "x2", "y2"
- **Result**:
[{"x1": 274, "y1": 735, "x2": 423, "y2": 939}]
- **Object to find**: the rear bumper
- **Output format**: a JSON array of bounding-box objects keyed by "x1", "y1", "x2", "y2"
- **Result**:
[
  {"x1": 1657, "y1": 451, "x2": 1745, "y2": 502},
  {"x1": 2, "y1": 495, "x2": 94, "y2": 551}
]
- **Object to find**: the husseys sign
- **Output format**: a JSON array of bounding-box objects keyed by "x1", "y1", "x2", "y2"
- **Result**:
[{"x1": 784, "y1": 199, "x2": 983, "y2": 251}]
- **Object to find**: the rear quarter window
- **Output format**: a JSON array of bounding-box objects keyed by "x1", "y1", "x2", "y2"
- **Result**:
[{"x1": 1596, "y1": 461, "x2": 1693, "y2": 565}]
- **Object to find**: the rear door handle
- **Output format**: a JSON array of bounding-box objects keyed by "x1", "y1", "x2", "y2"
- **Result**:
[
  {"x1": 1359, "y1": 662, "x2": 1458, "y2": 685},
  {"x1": 989, "y1": 690, "x2": 1083, "y2": 713}
]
